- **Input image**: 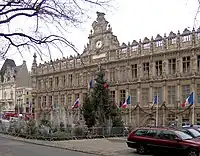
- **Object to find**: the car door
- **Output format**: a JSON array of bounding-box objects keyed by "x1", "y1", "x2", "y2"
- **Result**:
[{"x1": 157, "y1": 130, "x2": 183, "y2": 154}]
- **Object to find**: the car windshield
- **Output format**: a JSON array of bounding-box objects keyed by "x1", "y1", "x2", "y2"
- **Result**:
[
  {"x1": 175, "y1": 131, "x2": 193, "y2": 140},
  {"x1": 187, "y1": 129, "x2": 200, "y2": 137}
]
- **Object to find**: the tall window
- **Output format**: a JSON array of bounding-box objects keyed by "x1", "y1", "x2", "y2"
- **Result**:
[
  {"x1": 168, "y1": 58, "x2": 176, "y2": 74},
  {"x1": 54, "y1": 95, "x2": 58, "y2": 105},
  {"x1": 38, "y1": 96, "x2": 41, "y2": 108},
  {"x1": 110, "y1": 68, "x2": 115, "y2": 82},
  {"x1": 62, "y1": 76, "x2": 66, "y2": 87},
  {"x1": 143, "y1": 62, "x2": 149, "y2": 77},
  {"x1": 120, "y1": 90, "x2": 126, "y2": 107},
  {"x1": 75, "y1": 73, "x2": 80, "y2": 86},
  {"x1": 182, "y1": 85, "x2": 190, "y2": 103},
  {"x1": 83, "y1": 72, "x2": 87, "y2": 85},
  {"x1": 55, "y1": 77, "x2": 59, "y2": 88},
  {"x1": 182, "y1": 56, "x2": 190, "y2": 73},
  {"x1": 49, "y1": 78, "x2": 53, "y2": 89},
  {"x1": 68, "y1": 74, "x2": 73, "y2": 86},
  {"x1": 49, "y1": 96, "x2": 52, "y2": 106},
  {"x1": 197, "y1": 84, "x2": 200, "y2": 104},
  {"x1": 42, "y1": 96, "x2": 46, "y2": 107},
  {"x1": 142, "y1": 88, "x2": 149, "y2": 105},
  {"x1": 197, "y1": 56, "x2": 200, "y2": 71},
  {"x1": 61, "y1": 94, "x2": 65, "y2": 105},
  {"x1": 155, "y1": 61, "x2": 162, "y2": 76},
  {"x1": 168, "y1": 86, "x2": 176, "y2": 105},
  {"x1": 38, "y1": 80, "x2": 41, "y2": 89},
  {"x1": 110, "y1": 91, "x2": 115, "y2": 103},
  {"x1": 130, "y1": 89, "x2": 137, "y2": 105},
  {"x1": 120, "y1": 66, "x2": 126, "y2": 82},
  {"x1": 67, "y1": 94, "x2": 72, "y2": 107},
  {"x1": 153, "y1": 87, "x2": 162, "y2": 104},
  {"x1": 131, "y1": 64, "x2": 137, "y2": 79}
]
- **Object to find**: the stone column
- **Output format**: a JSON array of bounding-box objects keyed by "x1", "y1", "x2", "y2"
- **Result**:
[
  {"x1": 192, "y1": 78, "x2": 195, "y2": 124},
  {"x1": 137, "y1": 83, "x2": 141, "y2": 105},
  {"x1": 115, "y1": 86, "x2": 119, "y2": 107},
  {"x1": 149, "y1": 82, "x2": 153, "y2": 105},
  {"x1": 177, "y1": 80, "x2": 180, "y2": 107},
  {"x1": 163, "y1": 80, "x2": 166, "y2": 102}
]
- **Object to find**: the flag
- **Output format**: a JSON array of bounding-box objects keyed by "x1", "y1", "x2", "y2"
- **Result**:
[
  {"x1": 88, "y1": 80, "x2": 93, "y2": 89},
  {"x1": 122, "y1": 96, "x2": 131, "y2": 108},
  {"x1": 153, "y1": 95, "x2": 159, "y2": 105},
  {"x1": 181, "y1": 92, "x2": 194, "y2": 107},
  {"x1": 29, "y1": 102, "x2": 32, "y2": 108},
  {"x1": 72, "y1": 98, "x2": 80, "y2": 109},
  {"x1": 53, "y1": 103, "x2": 57, "y2": 112}
]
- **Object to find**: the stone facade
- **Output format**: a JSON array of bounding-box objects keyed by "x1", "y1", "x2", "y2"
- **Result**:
[
  {"x1": 0, "y1": 59, "x2": 31, "y2": 113},
  {"x1": 31, "y1": 12, "x2": 200, "y2": 127}
]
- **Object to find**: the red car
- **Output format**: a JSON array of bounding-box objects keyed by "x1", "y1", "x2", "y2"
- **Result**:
[{"x1": 127, "y1": 127, "x2": 200, "y2": 156}]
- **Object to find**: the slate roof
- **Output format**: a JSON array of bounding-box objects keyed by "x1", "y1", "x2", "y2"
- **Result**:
[{"x1": 0, "y1": 59, "x2": 18, "y2": 82}]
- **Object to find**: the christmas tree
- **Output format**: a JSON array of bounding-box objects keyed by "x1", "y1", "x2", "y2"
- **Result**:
[{"x1": 83, "y1": 69, "x2": 123, "y2": 128}]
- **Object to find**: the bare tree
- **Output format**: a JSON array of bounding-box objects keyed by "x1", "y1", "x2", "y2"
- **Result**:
[{"x1": 0, "y1": 0, "x2": 112, "y2": 60}]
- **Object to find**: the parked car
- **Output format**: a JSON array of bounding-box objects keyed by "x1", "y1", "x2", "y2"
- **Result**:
[
  {"x1": 181, "y1": 128, "x2": 200, "y2": 138},
  {"x1": 127, "y1": 127, "x2": 200, "y2": 156}
]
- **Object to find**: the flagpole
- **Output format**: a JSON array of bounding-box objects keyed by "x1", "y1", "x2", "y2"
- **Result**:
[
  {"x1": 192, "y1": 92, "x2": 195, "y2": 125},
  {"x1": 156, "y1": 93, "x2": 159, "y2": 127}
]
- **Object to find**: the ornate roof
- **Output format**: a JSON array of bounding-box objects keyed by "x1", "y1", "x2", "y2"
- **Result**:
[
  {"x1": 168, "y1": 31, "x2": 176, "y2": 39},
  {"x1": 181, "y1": 28, "x2": 191, "y2": 36},
  {"x1": 143, "y1": 37, "x2": 150, "y2": 44}
]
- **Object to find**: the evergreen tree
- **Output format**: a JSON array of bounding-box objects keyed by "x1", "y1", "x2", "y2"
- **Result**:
[
  {"x1": 83, "y1": 69, "x2": 123, "y2": 128},
  {"x1": 82, "y1": 93, "x2": 96, "y2": 128}
]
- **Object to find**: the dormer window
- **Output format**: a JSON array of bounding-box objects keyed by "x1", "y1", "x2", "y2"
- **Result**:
[
  {"x1": 169, "y1": 38, "x2": 176, "y2": 45},
  {"x1": 156, "y1": 41, "x2": 162, "y2": 47},
  {"x1": 182, "y1": 35, "x2": 190, "y2": 42},
  {"x1": 132, "y1": 45, "x2": 138, "y2": 51},
  {"x1": 143, "y1": 43, "x2": 150, "y2": 49},
  {"x1": 197, "y1": 33, "x2": 200, "y2": 39},
  {"x1": 121, "y1": 48, "x2": 127, "y2": 53},
  {"x1": 7, "y1": 76, "x2": 10, "y2": 81}
]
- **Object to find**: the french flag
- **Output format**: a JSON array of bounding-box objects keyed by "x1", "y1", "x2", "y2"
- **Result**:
[
  {"x1": 72, "y1": 98, "x2": 80, "y2": 109},
  {"x1": 181, "y1": 92, "x2": 194, "y2": 107},
  {"x1": 88, "y1": 80, "x2": 93, "y2": 89},
  {"x1": 122, "y1": 96, "x2": 131, "y2": 108}
]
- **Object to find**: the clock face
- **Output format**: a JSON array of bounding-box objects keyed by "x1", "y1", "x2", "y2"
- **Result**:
[{"x1": 96, "y1": 40, "x2": 102, "y2": 49}]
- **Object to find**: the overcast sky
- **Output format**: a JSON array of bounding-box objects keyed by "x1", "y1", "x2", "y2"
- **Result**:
[{"x1": 2, "y1": 0, "x2": 199, "y2": 70}]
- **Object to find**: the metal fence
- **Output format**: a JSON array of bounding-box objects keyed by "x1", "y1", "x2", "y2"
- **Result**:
[{"x1": 0, "y1": 124, "x2": 130, "y2": 141}]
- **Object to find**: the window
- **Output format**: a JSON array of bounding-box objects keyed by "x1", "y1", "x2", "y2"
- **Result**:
[
  {"x1": 198, "y1": 33, "x2": 200, "y2": 39},
  {"x1": 159, "y1": 130, "x2": 176, "y2": 141},
  {"x1": 62, "y1": 76, "x2": 66, "y2": 87},
  {"x1": 10, "y1": 91, "x2": 13, "y2": 99},
  {"x1": 155, "y1": 61, "x2": 162, "y2": 76},
  {"x1": 83, "y1": 72, "x2": 87, "y2": 85},
  {"x1": 175, "y1": 131, "x2": 193, "y2": 140},
  {"x1": 168, "y1": 58, "x2": 176, "y2": 74},
  {"x1": 146, "y1": 129, "x2": 158, "y2": 138},
  {"x1": 182, "y1": 56, "x2": 190, "y2": 73},
  {"x1": 142, "y1": 88, "x2": 149, "y2": 105},
  {"x1": 168, "y1": 38, "x2": 176, "y2": 45},
  {"x1": 54, "y1": 95, "x2": 58, "y2": 105},
  {"x1": 49, "y1": 78, "x2": 53, "y2": 89},
  {"x1": 68, "y1": 74, "x2": 73, "y2": 86},
  {"x1": 49, "y1": 96, "x2": 52, "y2": 106},
  {"x1": 182, "y1": 35, "x2": 190, "y2": 42},
  {"x1": 110, "y1": 68, "x2": 115, "y2": 82},
  {"x1": 143, "y1": 62, "x2": 149, "y2": 77},
  {"x1": 132, "y1": 45, "x2": 138, "y2": 51},
  {"x1": 156, "y1": 41, "x2": 162, "y2": 47},
  {"x1": 135, "y1": 129, "x2": 147, "y2": 136},
  {"x1": 120, "y1": 66, "x2": 126, "y2": 82},
  {"x1": 153, "y1": 87, "x2": 162, "y2": 104},
  {"x1": 38, "y1": 96, "x2": 41, "y2": 107},
  {"x1": 75, "y1": 73, "x2": 80, "y2": 86},
  {"x1": 42, "y1": 96, "x2": 46, "y2": 107},
  {"x1": 197, "y1": 84, "x2": 200, "y2": 104},
  {"x1": 38, "y1": 80, "x2": 41, "y2": 89},
  {"x1": 168, "y1": 86, "x2": 176, "y2": 105},
  {"x1": 182, "y1": 85, "x2": 190, "y2": 103},
  {"x1": 130, "y1": 89, "x2": 137, "y2": 105},
  {"x1": 143, "y1": 43, "x2": 150, "y2": 49},
  {"x1": 67, "y1": 94, "x2": 72, "y2": 107},
  {"x1": 61, "y1": 94, "x2": 65, "y2": 105},
  {"x1": 120, "y1": 90, "x2": 126, "y2": 107},
  {"x1": 131, "y1": 64, "x2": 137, "y2": 79},
  {"x1": 197, "y1": 56, "x2": 200, "y2": 71},
  {"x1": 55, "y1": 77, "x2": 59, "y2": 87},
  {"x1": 110, "y1": 91, "x2": 115, "y2": 103}
]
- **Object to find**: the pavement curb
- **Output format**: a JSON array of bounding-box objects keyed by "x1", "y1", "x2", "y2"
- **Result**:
[{"x1": 0, "y1": 134, "x2": 113, "y2": 156}]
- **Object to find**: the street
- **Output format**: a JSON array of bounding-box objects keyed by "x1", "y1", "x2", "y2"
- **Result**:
[{"x1": 0, "y1": 136, "x2": 149, "y2": 156}]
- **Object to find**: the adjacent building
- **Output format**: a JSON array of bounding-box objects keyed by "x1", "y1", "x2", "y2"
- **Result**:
[
  {"x1": 31, "y1": 12, "x2": 200, "y2": 127},
  {"x1": 0, "y1": 59, "x2": 31, "y2": 113}
]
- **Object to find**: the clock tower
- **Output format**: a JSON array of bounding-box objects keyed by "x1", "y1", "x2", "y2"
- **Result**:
[{"x1": 86, "y1": 12, "x2": 120, "y2": 54}]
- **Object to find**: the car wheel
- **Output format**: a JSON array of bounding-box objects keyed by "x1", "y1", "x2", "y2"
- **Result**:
[
  {"x1": 188, "y1": 149, "x2": 199, "y2": 156},
  {"x1": 136, "y1": 145, "x2": 146, "y2": 154}
]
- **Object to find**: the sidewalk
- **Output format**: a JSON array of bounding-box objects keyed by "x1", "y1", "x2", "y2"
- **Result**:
[{"x1": 0, "y1": 134, "x2": 130, "y2": 156}]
